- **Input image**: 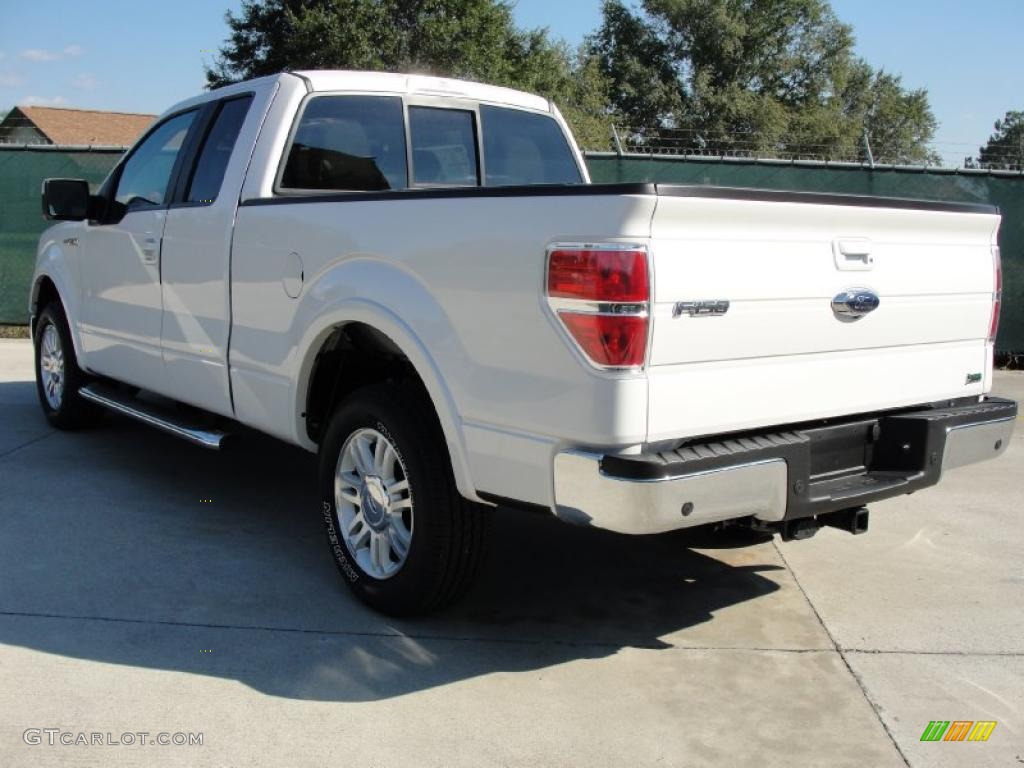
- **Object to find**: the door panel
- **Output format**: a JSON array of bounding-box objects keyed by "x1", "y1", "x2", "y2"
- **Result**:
[
  {"x1": 159, "y1": 203, "x2": 235, "y2": 415},
  {"x1": 79, "y1": 110, "x2": 198, "y2": 392},
  {"x1": 79, "y1": 209, "x2": 167, "y2": 388},
  {"x1": 160, "y1": 95, "x2": 255, "y2": 416}
]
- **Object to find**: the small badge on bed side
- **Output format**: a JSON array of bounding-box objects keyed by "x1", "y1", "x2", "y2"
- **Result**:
[{"x1": 673, "y1": 300, "x2": 730, "y2": 317}]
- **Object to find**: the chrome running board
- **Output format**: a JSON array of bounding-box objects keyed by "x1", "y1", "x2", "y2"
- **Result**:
[{"x1": 79, "y1": 383, "x2": 230, "y2": 450}]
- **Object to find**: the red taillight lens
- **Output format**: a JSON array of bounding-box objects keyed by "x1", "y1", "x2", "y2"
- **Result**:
[
  {"x1": 558, "y1": 312, "x2": 648, "y2": 368},
  {"x1": 548, "y1": 248, "x2": 649, "y2": 303},
  {"x1": 547, "y1": 245, "x2": 651, "y2": 369},
  {"x1": 990, "y1": 246, "x2": 1002, "y2": 343}
]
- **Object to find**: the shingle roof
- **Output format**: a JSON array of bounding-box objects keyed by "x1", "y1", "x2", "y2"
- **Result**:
[{"x1": 14, "y1": 106, "x2": 156, "y2": 147}]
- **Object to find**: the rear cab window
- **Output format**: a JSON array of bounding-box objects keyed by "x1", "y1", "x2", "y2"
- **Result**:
[
  {"x1": 276, "y1": 94, "x2": 582, "y2": 194},
  {"x1": 408, "y1": 107, "x2": 479, "y2": 187},
  {"x1": 480, "y1": 105, "x2": 582, "y2": 186}
]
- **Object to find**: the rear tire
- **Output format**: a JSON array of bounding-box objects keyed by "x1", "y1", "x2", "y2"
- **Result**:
[
  {"x1": 34, "y1": 302, "x2": 99, "y2": 429},
  {"x1": 318, "y1": 380, "x2": 490, "y2": 615}
]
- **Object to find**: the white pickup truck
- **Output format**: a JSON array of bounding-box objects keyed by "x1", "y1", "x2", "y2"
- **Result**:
[{"x1": 32, "y1": 71, "x2": 1016, "y2": 615}]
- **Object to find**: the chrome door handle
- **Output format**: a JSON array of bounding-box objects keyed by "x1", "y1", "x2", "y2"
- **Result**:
[{"x1": 142, "y1": 236, "x2": 158, "y2": 263}]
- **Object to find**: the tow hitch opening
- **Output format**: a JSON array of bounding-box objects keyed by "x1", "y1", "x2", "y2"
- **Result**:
[
  {"x1": 821, "y1": 506, "x2": 870, "y2": 536},
  {"x1": 754, "y1": 506, "x2": 870, "y2": 541}
]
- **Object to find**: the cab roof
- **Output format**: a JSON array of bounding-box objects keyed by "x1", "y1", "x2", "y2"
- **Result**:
[
  {"x1": 164, "y1": 70, "x2": 553, "y2": 121},
  {"x1": 292, "y1": 70, "x2": 552, "y2": 113}
]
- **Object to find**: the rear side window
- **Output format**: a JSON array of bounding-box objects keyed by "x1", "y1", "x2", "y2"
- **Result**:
[
  {"x1": 187, "y1": 95, "x2": 253, "y2": 204},
  {"x1": 409, "y1": 107, "x2": 479, "y2": 187},
  {"x1": 281, "y1": 96, "x2": 407, "y2": 191},
  {"x1": 480, "y1": 105, "x2": 582, "y2": 186}
]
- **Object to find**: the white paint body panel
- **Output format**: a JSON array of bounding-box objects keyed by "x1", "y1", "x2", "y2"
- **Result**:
[
  {"x1": 78, "y1": 207, "x2": 167, "y2": 392},
  {"x1": 646, "y1": 195, "x2": 999, "y2": 442},
  {"x1": 230, "y1": 194, "x2": 655, "y2": 504},
  {"x1": 31, "y1": 71, "x2": 1002, "y2": 515}
]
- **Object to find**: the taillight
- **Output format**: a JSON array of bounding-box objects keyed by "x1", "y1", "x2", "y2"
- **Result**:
[
  {"x1": 989, "y1": 245, "x2": 1002, "y2": 343},
  {"x1": 558, "y1": 313, "x2": 648, "y2": 368},
  {"x1": 548, "y1": 248, "x2": 649, "y2": 302},
  {"x1": 546, "y1": 245, "x2": 650, "y2": 370}
]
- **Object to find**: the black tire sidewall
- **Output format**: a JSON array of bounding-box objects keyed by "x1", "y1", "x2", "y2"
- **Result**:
[
  {"x1": 34, "y1": 303, "x2": 83, "y2": 425},
  {"x1": 318, "y1": 384, "x2": 454, "y2": 615}
]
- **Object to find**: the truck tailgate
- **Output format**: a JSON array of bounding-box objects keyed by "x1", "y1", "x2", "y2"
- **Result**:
[{"x1": 646, "y1": 187, "x2": 1000, "y2": 442}]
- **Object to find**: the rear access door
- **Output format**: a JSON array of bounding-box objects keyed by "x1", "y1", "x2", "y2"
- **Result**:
[
  {"x1": 160, "y1": 82, "x2": 274, "y2": 418},
  {"x1": 645, "y1": 186, "x2": 1000, "y2": 443}
]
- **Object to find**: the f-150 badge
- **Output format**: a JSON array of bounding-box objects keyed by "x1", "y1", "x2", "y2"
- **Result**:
[{"x1": 673, "y1": 300, "x2": 730, "y2": 317}]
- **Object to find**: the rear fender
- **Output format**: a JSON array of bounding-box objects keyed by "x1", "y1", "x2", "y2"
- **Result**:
[{"x1": 291, "y1": 258, "x2": 477, "y2": 501}]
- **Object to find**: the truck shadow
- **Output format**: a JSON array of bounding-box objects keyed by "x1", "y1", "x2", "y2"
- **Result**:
[{"x1": 0, "y1": 379, "x2": 788, "y2": 702}]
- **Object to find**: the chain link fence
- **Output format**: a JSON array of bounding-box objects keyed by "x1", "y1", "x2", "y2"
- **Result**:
[{"x1": 606, "y1": 125, "x2": 1024, "y2": 172}]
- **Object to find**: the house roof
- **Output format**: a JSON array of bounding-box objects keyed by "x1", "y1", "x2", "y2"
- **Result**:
[{"x1": 11, "y1": 106, "x2": 156, "y2": 147}]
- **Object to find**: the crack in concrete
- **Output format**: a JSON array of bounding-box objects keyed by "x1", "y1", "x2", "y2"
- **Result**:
[
  {"x1": 843, "y1": 647, "x2": 1022, "y2": 657},
  {"x1": 0, "y1": 430, "x2": 54, "y2": 461},
  {"x1": 773, "y1": 539, "x2": 912, "y2": 767},
  {"x1": 0, "y1": 608, "x2": 839, "y2": 652},
  {"x1": 2, "y1": 608, "x2": 1019, "y2": 659}
]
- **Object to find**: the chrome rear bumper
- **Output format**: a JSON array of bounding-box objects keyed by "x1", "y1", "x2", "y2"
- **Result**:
[
  {"x1": 553, "y1": 453, "x2": 787, "y2": 534},
  {"x1": 553, "y1": 397, "x2": 1016, "y2": 536},
  {"x1": 942, "y1": 416, "x2": 1015, "y2": 472}
]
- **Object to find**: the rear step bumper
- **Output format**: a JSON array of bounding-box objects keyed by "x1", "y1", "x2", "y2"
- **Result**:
[{"x1": 553, "y1": 397, "x2": 1017, "y2": 535}]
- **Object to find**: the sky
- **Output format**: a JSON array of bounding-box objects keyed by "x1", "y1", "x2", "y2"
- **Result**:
[{"x1": 1, "y1": 0, "x2": 1021, "y2": 165}]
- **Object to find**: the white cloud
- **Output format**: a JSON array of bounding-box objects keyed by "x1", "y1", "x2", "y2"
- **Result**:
[
  {"x1": 72, "y1": 73, "x2": 98, "y2": 91},
  {"x1": 20, "y1": 49, "x2": 61, "y2": 62},
  {"x1": 0, "y1": 71, "x2": 22, "y2": 88},
  {"x1": 20, "y1": 95, "x2": 68, "y2": 106},
  {"x1": 19, "y1": 45, "x2": 84, "y2": 62}
]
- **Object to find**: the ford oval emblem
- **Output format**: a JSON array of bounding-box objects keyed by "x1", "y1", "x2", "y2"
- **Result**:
[{"x1": 832, "y1": 288, "x2": 880, "y2": 322}]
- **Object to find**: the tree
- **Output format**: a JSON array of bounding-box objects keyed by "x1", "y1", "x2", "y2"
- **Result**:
[
  {"x1": 591, "y1": 0, "x2": 939, "y2": 164},
  {"x1": 206, "y1": 0, "x2": 616, "y2": 149},
  {"x1": 859, "y1": 71, "x2": 939, "y2": 165},
  {"x1": 589, "y1": 1, "x2": 682, "y2": 130},
  {"x1": 976, "y1": 111, "x2": 1024, "y2": 170}
]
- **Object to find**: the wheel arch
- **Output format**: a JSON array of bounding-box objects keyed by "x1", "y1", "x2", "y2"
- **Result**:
[
  {"x1": 30, "y1": 268, "x2": 86, "y2": 365},
  {"x1": 293, "y1": 303, "x2": 478, "y2": 503}
]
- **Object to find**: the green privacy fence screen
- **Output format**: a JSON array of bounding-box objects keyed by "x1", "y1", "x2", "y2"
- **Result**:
[
  {"x1": 586, "y1": 152, "x2": 1024, "y2": 353},
  {"x1": 0, "y1": 146, "x2": 123, "y2": 325},
  {"x1": 1, "y1": 146, "x2": 1021, "y2": 351}
]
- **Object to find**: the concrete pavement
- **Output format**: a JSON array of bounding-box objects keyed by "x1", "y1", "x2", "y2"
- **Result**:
[{"x1": 0, "y1": 338, "x2": 1021, "y2": 767}]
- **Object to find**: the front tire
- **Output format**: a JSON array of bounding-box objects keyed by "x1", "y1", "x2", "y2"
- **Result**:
[
  {"x1": 33, "y1": 302, "x2": 99, "y2": 429},
  {"x1": 319, "y1": 381, "x2": 489, "y2": 615}
]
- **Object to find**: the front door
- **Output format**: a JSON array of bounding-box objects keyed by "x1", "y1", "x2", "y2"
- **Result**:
[{"x1": 79, "y1": 110, "x2": 198, "y2": 393}]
